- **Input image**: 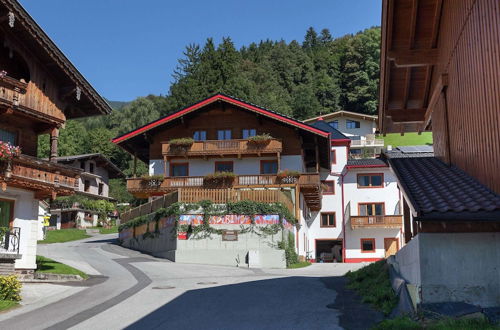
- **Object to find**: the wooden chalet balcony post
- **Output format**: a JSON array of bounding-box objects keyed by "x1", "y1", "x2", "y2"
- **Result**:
[{"x1": 49, "y1": 127, "x2": 59, "y2": 162}]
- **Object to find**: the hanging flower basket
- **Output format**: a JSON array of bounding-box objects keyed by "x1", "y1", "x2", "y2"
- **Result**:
[
  {"x1": 169, "y1": 137, "x2": 194, "y2": 154},
  {"x1": 203, "y1": 172, "x2": 236, "y2": 188},
  {"x1": 247, "y1": 133, "x2": 273, "y2": 147},
  {"x1": 277, "y1": 170, "x2": 300, "y2": 184}
]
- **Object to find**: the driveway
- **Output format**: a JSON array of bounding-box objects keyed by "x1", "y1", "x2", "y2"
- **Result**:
[{"x1": 0, "y1": 235, "x2": 383, "y2": 330}]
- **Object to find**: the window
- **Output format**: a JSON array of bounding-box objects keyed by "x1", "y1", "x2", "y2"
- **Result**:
[
  {"x1": 0, "y1": 128, "x2": 17, "y2": 145},
  {"x1": 242, "y1": 129, "x2": 257, "y2": 139},
  {"x1": 260, "y1": 160, "x2": 278, "y2": 174},
  {"x1": 215, "y1": 161, "x2": 233, "y2": 173},
  {"x1": 361, "y1": 238, "x2": 376, "y2": 252},
  {"x1": 321, "y1": 180, "x2": 335, "y2": 195},
  {"x1": 331, "y1": 149, "x2": 336, "y2": 165},
  {"x1": 346, "y1": 120, "x2": 360, "y2": 129},
  {"x1": 98, "y1": 183, "x2": 104, "y2": 196},
  {"x1": 320, "y1": 213, "x2": 336, "y2": 227},
  {"x1": 217, "y1": 129, "x2": 232, "y2": 140},
  {"x1": 328, "y1": 120, "x2": 339, "y2": 129},
  {"x1": 357, "y1": 173, "x2": 384, "y2": 188},
  {"x1": 193, "y1": 130, "x2": 207, "y2": 141},
  {"x1": 84, "y1": 180, "x2": 90, "y2": 192},
  {"x1": 170, "y1": 163, "x2": 189, "y2": 177},
  {"x1": 89, "y1": 163, "x2": 94, "y2": 173},
  {"x1": 80, "y1": 161, "x2": 85, "y2": 170},
  {"x1": 359, "y1": 203, "x2": 385, "y2": 216}
]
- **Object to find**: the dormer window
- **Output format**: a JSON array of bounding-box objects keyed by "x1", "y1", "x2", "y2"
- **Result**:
[{"x1": 346, "y1": 120, "x2": 360, "y2": 129}]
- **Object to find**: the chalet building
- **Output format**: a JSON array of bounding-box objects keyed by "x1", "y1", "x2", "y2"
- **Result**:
[
  {"x1": 116, "y1": 94, "x2": 402, "y2": 267},
  {"x1": 297, "y1": 120, "x2": 402, "y2": 263},
  {"x1": 0, "y1": 0, "x2": 111, "y2": 273},
  {"x1": 49, "y1": 154, "x2": 123, "y2": 228},
  {"x1": 305, "y1": 111, "x2": 384, "y2": 159},
  {"x1": 379, "y1": 0, "x2": 500, "y2": 308}
]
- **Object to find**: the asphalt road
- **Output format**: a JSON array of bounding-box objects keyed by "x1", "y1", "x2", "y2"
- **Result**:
[{"x1": 0, "y1": 234, "x2": 382, "y2": 330}]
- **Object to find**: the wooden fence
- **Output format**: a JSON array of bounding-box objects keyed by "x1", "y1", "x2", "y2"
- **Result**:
[{"x1": 120, "y1": 188, "x2": 295, "y2": 224}]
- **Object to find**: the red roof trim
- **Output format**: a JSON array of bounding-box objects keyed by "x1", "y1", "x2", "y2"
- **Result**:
[
  {"x1": 112, "y1": 94, "x2": 329, "y2": 144},
  {"x1": 331, "y1": 139, "x2": 351, "y2": 146}
]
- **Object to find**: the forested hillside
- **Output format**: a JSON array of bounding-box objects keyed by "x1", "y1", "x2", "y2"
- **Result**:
[{"x1": 38, "y1": 26, "x2": 381, "y2": 202}]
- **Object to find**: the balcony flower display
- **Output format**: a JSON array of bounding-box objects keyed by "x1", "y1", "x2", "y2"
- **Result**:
[
  {"x1": 203, "y1": 171, "x2": 236, "y2": 188},
  {"x1": 169, "y1": 137, "x2": 194, "y2": 154},
  {"x1": 141, "y1": 174, "x2": 164, "y2": 188},
  {"x1": 247, "y1": 133, "x2": 272, "y2": 147},
  {"x1": 277, "y1": 169, "x2": 300, "y2": 184},
  {"x1": 0, "y1": 141, "x2": 21, "y2": 162}
]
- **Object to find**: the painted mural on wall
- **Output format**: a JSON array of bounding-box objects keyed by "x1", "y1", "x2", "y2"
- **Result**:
[{"x1": 156, "y1": 214, "x2": 293, "y2": 229}]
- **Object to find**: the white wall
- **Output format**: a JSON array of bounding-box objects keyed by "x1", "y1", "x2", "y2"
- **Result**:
[
  {"x1": 345, "y1": 228, "x2": 402, "y2": 260},
  {"x1": 0, "y1": 187, "x2": 38, "y2": 270},
  {"x1": 149, "y1": 155, "x2": 303, "y2": 176},
  {"x1": 324, "y1": 117, "x2": 376, "y2": 138}
]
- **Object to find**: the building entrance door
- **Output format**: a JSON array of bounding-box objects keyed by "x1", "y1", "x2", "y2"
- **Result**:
[
  {"x1": 384, "y1": 238, "x2": 398, "y2": 257},
  {"x1": 0, "y1": 199, "x2": 14, "y2": 228}
]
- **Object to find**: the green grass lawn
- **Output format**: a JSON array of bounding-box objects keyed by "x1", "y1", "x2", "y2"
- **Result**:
[
  {"x1": 0, "y1": 300, "x2": 19, "y2": 312},
  {"x1": 38, "y1": 229, "x2": 90, "y2": 244},
  {"x1": 99, "y1": 226, "x2": 118, "y2": 234},
  {"x1": 346, "y1": 260, "x2": 397, "y2": 315},
  {"x1": 378, "y1": 132, "x2": 433, "y2": 147},
  {"x1": 374, "y1": 316, "x2": 500, "y2": 330},
  {"x1": 288, "y1": 261, "x2": 312, "y2": 269},
  {"x1": 36, "y1": 256, "x2": 88, "y2": 279}
]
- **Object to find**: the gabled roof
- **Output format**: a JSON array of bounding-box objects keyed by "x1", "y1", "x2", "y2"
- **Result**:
[
  {"x1": 387, "y1": 156, "x2": 500, "y2": 221},
  {"x1": 112, "y1": 93, "x2": 330, "y2": 144},
  {"x1": 304, "y1": 110, "x2": 378, "y2": 124},
  {"x1": 1, "y1": 0, "x2": 112, "y2": 117},
  {"x1": 51, "y1": 153, "x2": 123, "y2": 179},
  {"x1": 310, "y1": 120, "x2": 349, "y2": 140}
]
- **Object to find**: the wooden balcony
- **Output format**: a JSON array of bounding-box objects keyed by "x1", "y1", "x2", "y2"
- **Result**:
[
  {"x1": 127, "y1": 173, "x2": 321, "y2": 210},
  {"x1": 161, "y1": 139, "x2": 282, "y2": 158},
  {"x1": 0, "y1": 75, "x2": 65, "y2": 123},
  {"x1": 0, "y1": 154, "x2": 80, "y2": 199},
  {"x1": 350, "y1": 215, "x2": 403, "y2": 229}
]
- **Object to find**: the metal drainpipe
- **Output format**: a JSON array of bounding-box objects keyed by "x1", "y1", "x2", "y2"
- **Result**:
[{"x1": 341, "y1": 171, "x2": 346, "y2": 263}]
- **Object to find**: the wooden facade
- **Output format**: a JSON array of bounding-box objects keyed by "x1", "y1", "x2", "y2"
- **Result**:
[
  {"x1": 0, "y1": 0, "x2": 110, "y2": 199},
  {"x1": 379, "y1": 0, "x2": 500, "y2": 194}
]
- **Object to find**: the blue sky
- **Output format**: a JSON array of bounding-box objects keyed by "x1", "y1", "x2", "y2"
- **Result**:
[{"x1": 19, "y1": 0, "x2": 382, "y2": 101}]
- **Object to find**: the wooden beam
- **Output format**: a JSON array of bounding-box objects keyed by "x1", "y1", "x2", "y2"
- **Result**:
[
  {"x1": 387, "y1": 49, "x2": 439, "y2": 67},
  {"x1": 387, "y1": 108, "x2": 426, "y2": 123},
  {"x1": 421, "y1": 74, "x2": 448, "y2": 130}
]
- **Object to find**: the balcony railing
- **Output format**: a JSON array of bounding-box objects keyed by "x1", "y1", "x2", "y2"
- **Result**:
[
  {"x1": 350, "y1": 139, "x2": 385, "y2": 147},
  {"x1": 1, "y1": 154, "x2": 80, "y2": 198},
  {"x1": 350, "y1": 215, "x2": 403, "y2": 229},
  {"x1": 162, "y1": 139, "x2": 283, "y2": 157},
  {"x1": 0, "y1": 227, "x2": 21, "y2": 254},
  {"x1": 128, "y1": 173, "x2": 320, "y2": 192}
]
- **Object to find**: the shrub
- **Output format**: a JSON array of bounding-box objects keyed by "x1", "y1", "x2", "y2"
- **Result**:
[
  {"x1": 0, "y1": 275, "x2": 22, "y2": 301},
  {"x1": 278, "y1": 231, "x2": 298, "y2": 267}
]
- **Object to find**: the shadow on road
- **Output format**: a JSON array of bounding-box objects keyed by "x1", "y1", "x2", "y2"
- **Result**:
[
  {"x1": 125, "y1": 275, "x2": 383, "y2": 330},
  {"x1": 83, "y1": 238, "x2": 118, "y2": 244}
]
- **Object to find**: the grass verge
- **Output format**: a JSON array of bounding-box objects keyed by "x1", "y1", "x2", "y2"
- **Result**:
[
  {"x1": 345, "y1": 260, "x2": 397, "y2": 315},
  {"x1": 99, "y1": 226, "x2": 118, "y2": 234},
  {"x1": 36, "y1": 256, "x2": 88, "y2": 279},
  {"x1": 38, "y1": 229, "x2": 90, "y2": 244},
  {"x1": 379, "y1": 132, "x2": 433, "y2": 147},
  {"x1": 0, "y1": 300, "x2": 18, "y2": 312},
  {"x1": 374, "y1": 316, "x2": 500, "y2": 330},
  {"x1": 288, "y1": 261, "x2": 312, "y2": 269}
]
